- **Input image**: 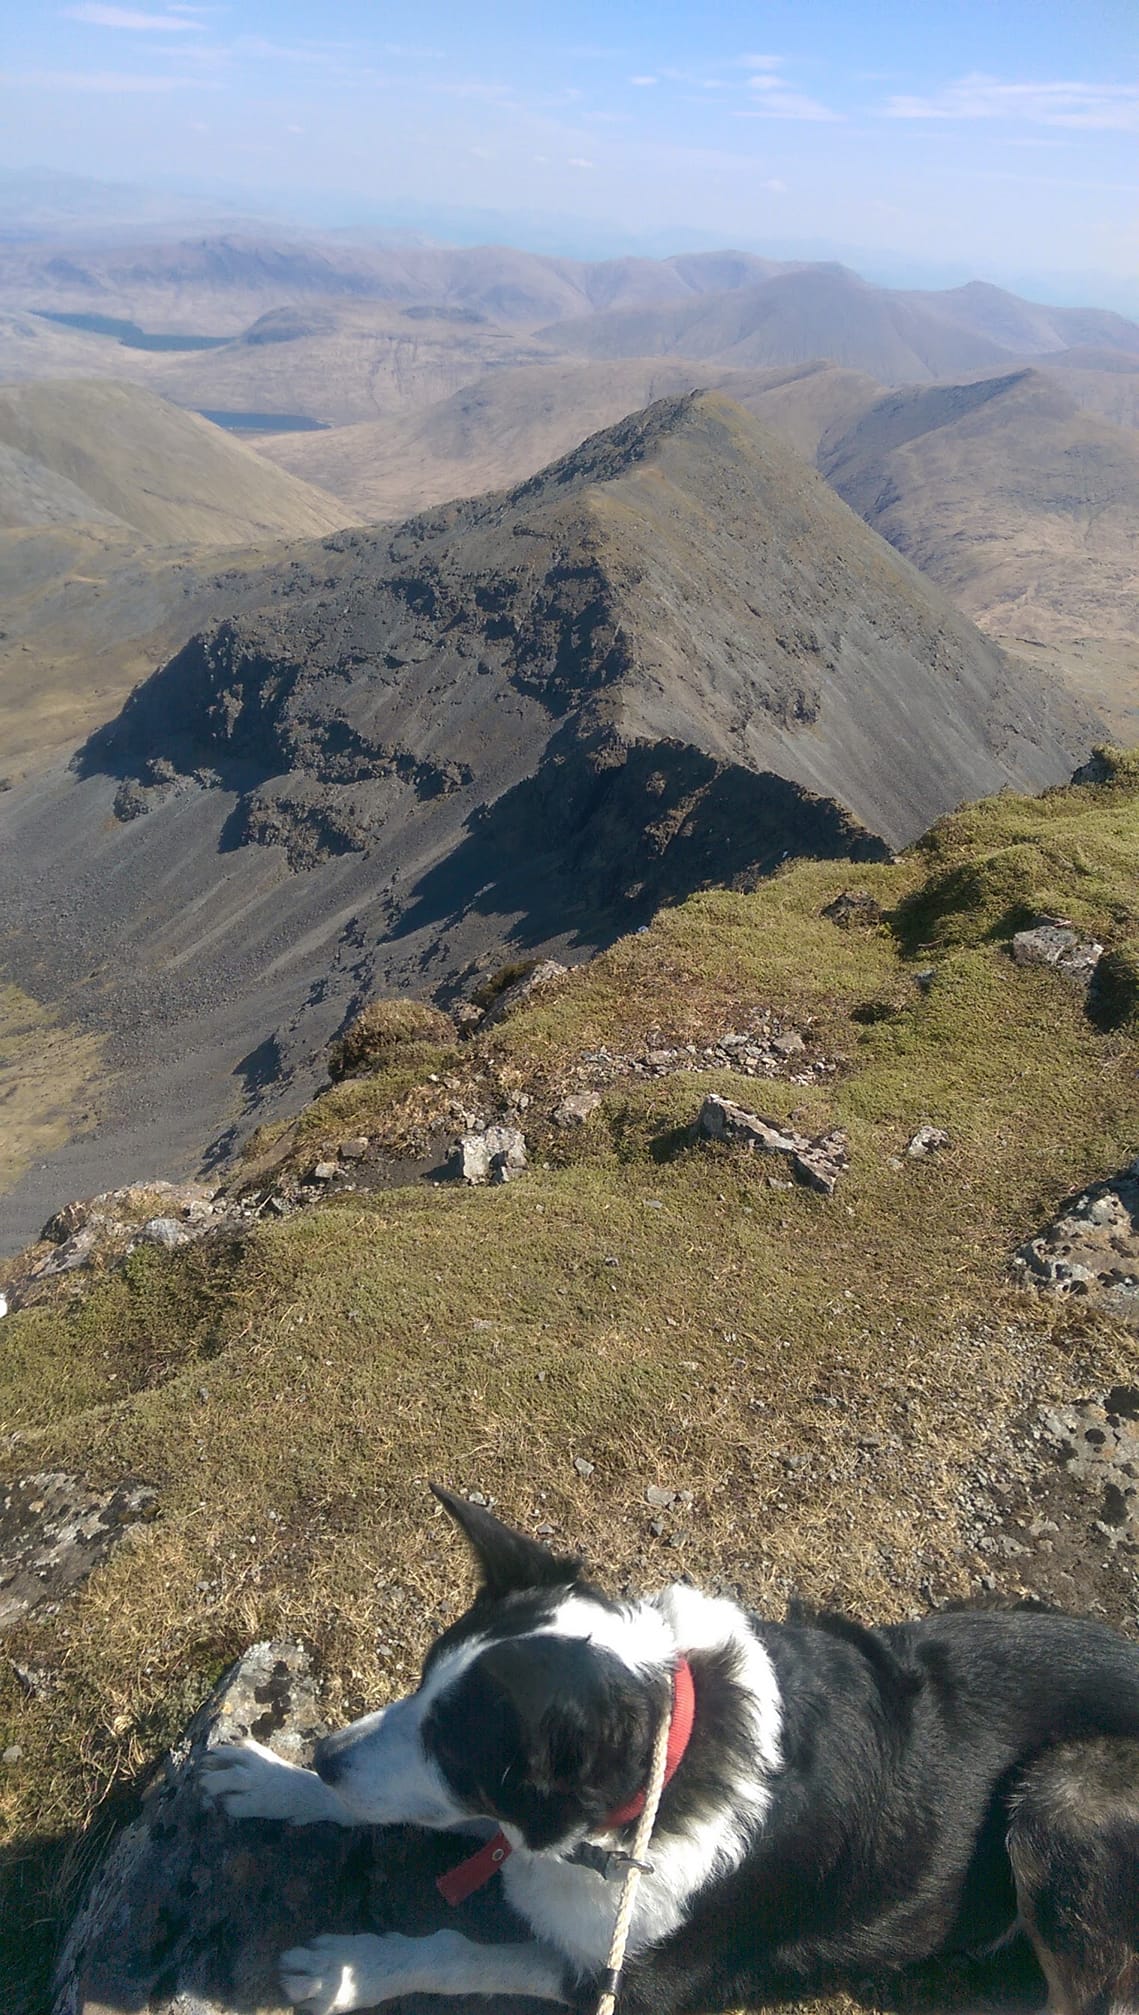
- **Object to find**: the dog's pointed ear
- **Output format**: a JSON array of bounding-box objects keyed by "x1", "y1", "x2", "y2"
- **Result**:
[{"x1": 431, "y1": 1484, "x2": 582, "y2": 1597}]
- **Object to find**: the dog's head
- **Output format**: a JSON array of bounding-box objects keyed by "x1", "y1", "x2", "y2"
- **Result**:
[{"x1": 310, "y1": 1487, "x2": 672, "y2": 1847}]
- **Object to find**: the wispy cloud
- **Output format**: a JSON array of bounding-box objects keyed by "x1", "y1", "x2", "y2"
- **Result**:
[
  {"x1": 629, "y1": 74, "x2": 658, "y2": 87},
  {"x1": 740, "y1": 61, "x2": 839, "y2": 122},
  {"x1": 62, "y1": 4, "x2": 204, "y2": 29},
  {"x1": 885, "y1": 73, "x2": 1139, "y2": 131},
  {"x1": 3, "y1": 65, "x2": 188, "y2": 88}
]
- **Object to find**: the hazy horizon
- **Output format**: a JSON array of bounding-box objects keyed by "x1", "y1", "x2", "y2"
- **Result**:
[{"x1": 1, "y1": 0, "x2": 1136, "y2": 318}]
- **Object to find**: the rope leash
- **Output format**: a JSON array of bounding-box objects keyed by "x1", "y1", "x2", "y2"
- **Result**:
[{"x1": 594, "y1": 1685, "x2": 674, "y2": 2015}]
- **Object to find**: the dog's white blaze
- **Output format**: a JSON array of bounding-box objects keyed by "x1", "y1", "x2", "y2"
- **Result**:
[
  {"x1": 316, "y1": 1694, "x2": 462, "y2": 1827},
  {"x1": 504, "y1": 1585, "x2": 784, "y2": 1970},
  {"x1": 536, "y1": 1589, "x2": 675, "y2": 1672}
]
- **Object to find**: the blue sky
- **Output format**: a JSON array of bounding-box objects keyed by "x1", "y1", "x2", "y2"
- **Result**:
[{"x1": 2, "y1": 2, "x2": 1136, "y2": 307}]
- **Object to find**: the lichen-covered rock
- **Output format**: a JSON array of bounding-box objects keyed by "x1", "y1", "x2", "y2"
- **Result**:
[
  {"x1": 698, "y1": 1094, "x2": 848, "y2": 1194},
  {"x1": 0, "y1": 1473, "x2": 157, "y2": 1634},
  {"x1": 1011, "y1": 920, "x2": 1104, "y2": 982},
  {"x1": 906, "y1": 1124, "x2": 951, "y2": 1159},
  {"x1": 53, "y1": 1641, "x2": 549, "y2": 2015},
  {"x1": 1037, "y1": 1390, "x2": 1139, "y2": 1547},
  {"x1": 1013, "y1": 1157, "x2": 1139, "y2": 1322}
]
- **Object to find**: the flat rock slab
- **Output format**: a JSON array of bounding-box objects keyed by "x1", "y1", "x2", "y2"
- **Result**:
[
  {"x1": 1038, "y1": 1389, "x2": 1139, "y2": 1549},
  {"x1": 0, "y1": 1472, "x2": 157, "y2": 1634},
  {"x1": 1011, "y1": 922, "x2": 1103, "y2": 983},
  {"x1": 54, "y1": 1640, "x2": 553, "y2": 2015},
  {"x1": 698, "y1": 1093, "x2": 848, "y2": 1194}
]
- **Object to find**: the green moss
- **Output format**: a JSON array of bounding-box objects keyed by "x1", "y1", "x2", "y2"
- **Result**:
[
  {"x1": 327, "y1": 997, "x2": 456, "y2": 1081},
  {"x1": 1091, "y1": 937, "x2": 1139, "y2": 1035}
]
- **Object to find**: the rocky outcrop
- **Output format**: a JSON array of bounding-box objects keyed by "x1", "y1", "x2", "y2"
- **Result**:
[
  {"x1": 1013, "y1": 1156, "x2": 1139, "y2": 1321},
  {"x1": 698, "y1": 1094, "x2": 849, "y2": 1194},
  {"x1": 2, "y1": 1181, "x2": 233, "y2": 1313},
  {"x1": 476, "y1": 960, "x2": 569, "y2": 1029}
]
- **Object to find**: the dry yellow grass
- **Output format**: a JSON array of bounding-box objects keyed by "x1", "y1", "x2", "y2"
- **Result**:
[{"x1": 0, "y1": 983, "x2": 105, "y2": 1197}]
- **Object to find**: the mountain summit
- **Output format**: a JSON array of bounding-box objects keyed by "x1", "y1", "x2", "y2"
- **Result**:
[{"x1": 0, "y1": 392, "x2": 1100, "y2": 1241}]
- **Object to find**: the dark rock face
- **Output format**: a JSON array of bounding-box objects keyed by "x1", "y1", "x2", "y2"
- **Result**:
[{"x1": 54, "y1": 1641, "x2": 548, "y2": 2015}]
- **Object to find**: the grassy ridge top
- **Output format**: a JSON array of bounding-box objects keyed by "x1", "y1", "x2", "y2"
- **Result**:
[{"x1": 2, "y1": 752, "x2": 1139, "y2": 2009}]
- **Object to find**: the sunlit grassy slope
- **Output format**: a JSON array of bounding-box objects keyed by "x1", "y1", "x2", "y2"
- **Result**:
[{"x1": 2, "y1": 751, "x2": 1139, "y2": 2010}]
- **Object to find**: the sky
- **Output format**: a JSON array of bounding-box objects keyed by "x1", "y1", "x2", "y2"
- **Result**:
[{"x1": 1, "y1": 1, "x2": 1137, "y2": 309}]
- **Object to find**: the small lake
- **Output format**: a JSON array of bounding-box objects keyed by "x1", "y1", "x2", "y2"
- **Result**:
[
  {"x1": 195, "y1": 410, "x2": 330, "y2": 433},
  {"x1": 33, "y1": 310, "x2": 230, "y2": 352}
]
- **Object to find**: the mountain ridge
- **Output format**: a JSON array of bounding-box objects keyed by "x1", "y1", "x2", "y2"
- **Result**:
[{"x1": 0, "y1": 391, "x2": 1101, "y2": 1249}]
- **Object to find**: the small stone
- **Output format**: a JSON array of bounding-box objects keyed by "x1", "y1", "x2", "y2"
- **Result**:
[
  {"x1": 338, "y1": 1138, "x2": 369, "y2": 1160},
  {"x1": 3, "y1": 1745, "x2": 22, "y2": 1764},
  {"x1": 136, "y1": 1217, "x2": 193, "y2": 1249},
  {"x1": 312, "y1": 1162, "x2": 337, "y2": 1182},
  {"x1": 573, "y1": 1457, "x2": 595, "y2": 1478},
  {"x1": 906, "y1": 1124, "x2": 951, "y2": 1159},
  {"x1": 771, "y1": 1032, "x2": 806, "y2": 1057},
  {"x1": 698, "y1": 1094, "x2": 848, "y2": 1194},
  {"x1": 645, "y1": 1485, "x2": 676, "y2": 1508},
  {"x1": 552, "y1": 1090, "x2": 602, "y2": 1128},
  {"x1": 1011, "y1": 922, "x2": 1103, "y2": 982}
]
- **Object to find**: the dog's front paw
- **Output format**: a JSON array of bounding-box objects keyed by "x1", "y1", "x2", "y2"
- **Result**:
[
  {"x1": 199, "y1": 1740, "x2": 309, "y2": 1821},
  {"x1": 280, "y1": 1935, "x2": 387, "y2": 2014}
]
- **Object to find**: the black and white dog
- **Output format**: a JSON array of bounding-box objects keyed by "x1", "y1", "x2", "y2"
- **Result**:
[{"x1": 202, "y1": 1488, "x2": 1139, "y2": 2014}]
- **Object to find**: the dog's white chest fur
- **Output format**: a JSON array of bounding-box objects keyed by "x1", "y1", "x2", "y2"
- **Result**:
[{"x1": 505, "y1": 1583, "x2": 783, "y2": 1972}]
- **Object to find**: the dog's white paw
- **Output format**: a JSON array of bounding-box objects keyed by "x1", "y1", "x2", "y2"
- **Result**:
[
  {"x1": 199, "y1": 1741, "x2": 312, "y2": 1822},
  {"x1": 279, "y1": 1934, "x2": 388, "y2": 2014}
]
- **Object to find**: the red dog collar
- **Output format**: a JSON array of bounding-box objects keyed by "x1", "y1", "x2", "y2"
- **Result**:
[{"x1": 437, "y1": 1656, "x2": 695, "y2": 1906}]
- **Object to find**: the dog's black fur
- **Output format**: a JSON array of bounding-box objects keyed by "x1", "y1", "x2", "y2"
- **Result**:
[
  {"x1": 205, "y1": 1493, "x2": 1139, "y2": 2013},
  {"x1": 429, "y1": 1499, "x2": 1139, "y2": 2014}
]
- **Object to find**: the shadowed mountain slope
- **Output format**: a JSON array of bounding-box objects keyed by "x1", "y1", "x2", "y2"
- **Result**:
[
  {"x1": 0, "y1": 379, "x2": 353, "y2": 774},
  {"x1": 820, "y1": 369, "x2": 1139, "y2": 739},
  {"x1": 0, "y1": 392, "x2": 1100, "y2": 1245}
]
